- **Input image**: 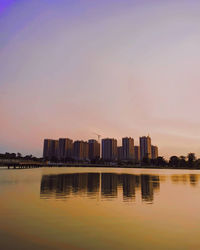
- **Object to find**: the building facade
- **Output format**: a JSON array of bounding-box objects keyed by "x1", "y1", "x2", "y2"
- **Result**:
[
  {"x1": 43, "y1": 139, "x2": 59, "y2": 161},
  {"x1": 88, "y1": 139, "x2": 100, "y2": 161},
  {"x1": 73, "y1": 141, "x2": 89, "y2": 161},
  {"x1": 122, "y1": 137, "x2": 134, "y2": 160},
  {"x1": 58, "y1": 138, "x2": 73, "y2": 161},
  {"x1": 140, "y1": 136, "x2": 151, "y2": 160},
  {"x1": 134, "y1": 146, "x2": 140, "y2": 162},
  {"x1": 102, "y1": 138, "x2": 117, "y2": 161},
  {"x1": 151, "y1": 145, "x2": 158, "y2": 159},
  {"x1": 117, "y1": 146, "x2": 123, "y2": 161}
]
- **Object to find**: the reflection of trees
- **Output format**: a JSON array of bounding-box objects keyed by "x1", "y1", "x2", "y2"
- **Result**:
[
  {"x1": 40, "y1": 173, "x2": 160, "y2": 203},
  {"x1": 171, "y1": 174, "x2": 199, "y2": 186},
  {"x1": 189, "y1": 174, "x2": 198, "y2": 186}
]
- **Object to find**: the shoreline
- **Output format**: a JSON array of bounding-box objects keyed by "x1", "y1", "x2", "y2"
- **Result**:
[{"x1": 1, "y1": 163, "x2": 200, "y2": 171}]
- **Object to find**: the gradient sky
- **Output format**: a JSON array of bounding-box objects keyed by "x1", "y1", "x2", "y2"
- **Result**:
[{"x1": 1, "y1": 0, "x2": 200, "y2": 158}]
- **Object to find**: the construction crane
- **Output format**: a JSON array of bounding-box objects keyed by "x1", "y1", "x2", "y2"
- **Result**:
[{"x1": 94, "y1": 133, "x2": 101, "y2": 142}]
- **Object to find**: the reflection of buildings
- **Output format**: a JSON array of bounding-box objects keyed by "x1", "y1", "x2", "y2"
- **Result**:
[
  {"x1": 120, "y1": 174, "x2": 137, "y2": 200},
  {"x1": 141, "y1": 175, "x2": 160, "y2": 203},
  {"x1": 101, "y1": 173, "x2": 118, "y2": 198},
  {"x1": 141, "y1": 175, "x2": 153, "y2": 202},
  {"x1": 87, "y1": 173, "x2": 100, "y2": 195},
  {"x1": 41, "y1": 173, "x2": 160, "y2": 203},
  {"x1": 40, "y1": 173, "x2": 100, "y2": 198}
]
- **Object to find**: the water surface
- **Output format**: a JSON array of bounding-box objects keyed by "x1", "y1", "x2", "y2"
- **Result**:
[{"x1": 0, "y1": 167, "x2": 200, "y2": 249}]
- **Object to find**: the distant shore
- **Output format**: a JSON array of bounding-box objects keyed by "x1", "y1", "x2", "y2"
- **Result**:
[
  {"x1": 1, "y1": 161, "x2": 200, "y2": 170},
  {"x1": 55, "y1": 164, "x2": 200, "y2": 170}
]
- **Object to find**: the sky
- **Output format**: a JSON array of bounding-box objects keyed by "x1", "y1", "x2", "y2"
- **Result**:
[{"x1": 1, "y1": 0, "x2": 200, "y2": 158}]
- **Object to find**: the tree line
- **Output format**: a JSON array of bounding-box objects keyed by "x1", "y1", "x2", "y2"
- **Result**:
[
  {"x1": 141, "y1": 153, "x2": 200, "y2": 169},
  {"x1": 0, "y1": 152, "x2": 43, "y2": 161},
  {"x1": 1, "y1": 152, "x2": 200, "y2": 169}
]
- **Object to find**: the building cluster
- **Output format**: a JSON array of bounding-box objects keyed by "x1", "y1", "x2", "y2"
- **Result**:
[{"x1": 43, "y1": 136, "x2": 158, "y2": 162}]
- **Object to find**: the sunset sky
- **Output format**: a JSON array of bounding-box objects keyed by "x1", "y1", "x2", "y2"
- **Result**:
[{"x1": 1, "y1": 0, "x2": 200, "y2": 158}]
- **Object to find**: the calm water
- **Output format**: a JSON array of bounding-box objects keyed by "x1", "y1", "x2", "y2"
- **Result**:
[{"x1": 1, "y1": 167, "x2": 200, "y2": 249}]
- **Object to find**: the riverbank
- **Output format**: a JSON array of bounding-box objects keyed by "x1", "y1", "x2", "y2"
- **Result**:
[{"x1": 1, "y1": 162, "x2": 200, "y2": 170}]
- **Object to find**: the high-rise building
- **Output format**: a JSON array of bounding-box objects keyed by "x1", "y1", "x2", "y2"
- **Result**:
[
  {"x1": 102, "y1": 138, "x2": 117, "y2": 161},
  {"x1": 58, "y1": 138, "x2": 73, "y2": 161},
  {"x1": 122, "y1": 137, "x2": 134, "y2": 160},
  {"x1": 83, "y1": 141, "x2": 89, "y2": 160},
  {"x1": 88, "y1": 139, "x2": 100, "y2": 161},
  {"x1": 117, "y1": 146, "x2": 123, "y2": 161},
  {"x1": 43, "y1": 139, "x2": 59, "y2": 161},
  {"x1": 73, "y1": 141, "x2": 89, "y2": 161},
  {"x1": 151, "y1": 145, "x2": 158, "y2": 159},
  {"x1": 134, "y1": 146, "x2": 140, "y2": 162},
  {"x1": 140, "y1": 136, "x2": 151, "y2": 160}
]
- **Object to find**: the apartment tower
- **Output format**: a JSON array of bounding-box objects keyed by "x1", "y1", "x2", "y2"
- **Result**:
[
  {"x1": 117, "y1": 146, "x2": 123, "y2": 161},
  {"x1": 134, "y1": 146, "x2": 140, "y2": 162},
  {"x1": 140, "y1": 136, "x2": 151, "y2": 160},
  {"x1": 88, "y1": 139, "x2": 100, "y2": 161},
  {"x1": 151, "y1": 145, "x2": 158, "y2": 159},
  {"x1": 122, "y1": 137, "x2": 134, "y2": 160},
  {"x1": 102, "y1": 138, "x2": 117, "y2": 161},
  {"x1": 43, "y1": 139, "x2": 59, "y2": 161},
  {"x1": 58, "y1": 138, "x2": 73, "y2": 161},
  {"x1": 73, "y1": 141, "x2": 89, "y2": 161}
]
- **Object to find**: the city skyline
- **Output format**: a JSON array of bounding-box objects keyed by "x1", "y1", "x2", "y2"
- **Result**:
[
  {"x1": 1, "y1": 2, "x2": 200, "y2": 250},
  {"x1": 1, "y1": 0, "x2": 200, "y2": 158},
  {"x1": 43, "y1": 135, "x2": 158, "y2": 162}
]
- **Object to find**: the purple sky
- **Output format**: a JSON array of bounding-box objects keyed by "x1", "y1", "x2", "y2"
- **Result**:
[{"x1": 1, "y1": 0, "x2": 200, "y2": 158}]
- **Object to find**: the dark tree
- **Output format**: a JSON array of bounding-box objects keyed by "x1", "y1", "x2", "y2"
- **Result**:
[
  {"x1": 179, "y1": 156, "x2": 186, "y2": 168},
  {"x1": 187, "y1": 153, "x2": 196, "y2": 168},
  {"x1": 169, "y1": 156, "x2": 180, "y2": 168},
  {"x1": 155, "y1": 156, "x2": 167, "y2": 167}
]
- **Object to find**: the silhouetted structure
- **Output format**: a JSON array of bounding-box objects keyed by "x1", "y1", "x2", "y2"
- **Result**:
[
  {"x1": 88, "y1": 139, "x2": 100, "y2": 161},
  {"x1": 122, "y1": 137, "x2": 134, "y2": 160},
  {"x1": 134, "y1": 146, "x2": 140, "y2": 162},
  {"x1": 117, "y1": 146, "x2": 123, "y2": 161},
  {"x1": 151, "y1": 145, "x2": 158, "y2": 159},
  {"x1": 41, "y1": 135, "x2": 161, "y2": 163},
  {"x1": 43, "y1": 139, "x2": 58, "y2": 161},
  {"x1": 140, "y1": 136, "x2": 151, "y2": 160},
  {"x1": 102, "y1": 138, "x2": 117, "y2": 161},
  {"x1": 58, "y1": 138, "x2": 73, "y2": 161},
  {"x1": 73, "y1": 141, "x2": 89, "y2": 161}
]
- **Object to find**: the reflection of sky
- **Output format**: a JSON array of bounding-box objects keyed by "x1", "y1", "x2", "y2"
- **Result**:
[
  {"x1": 1, "y1": 0, "x2": 200, "y2": 158},
  {"x1": 1, "y1": 168, "x2": 200, "y2": 249}
]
